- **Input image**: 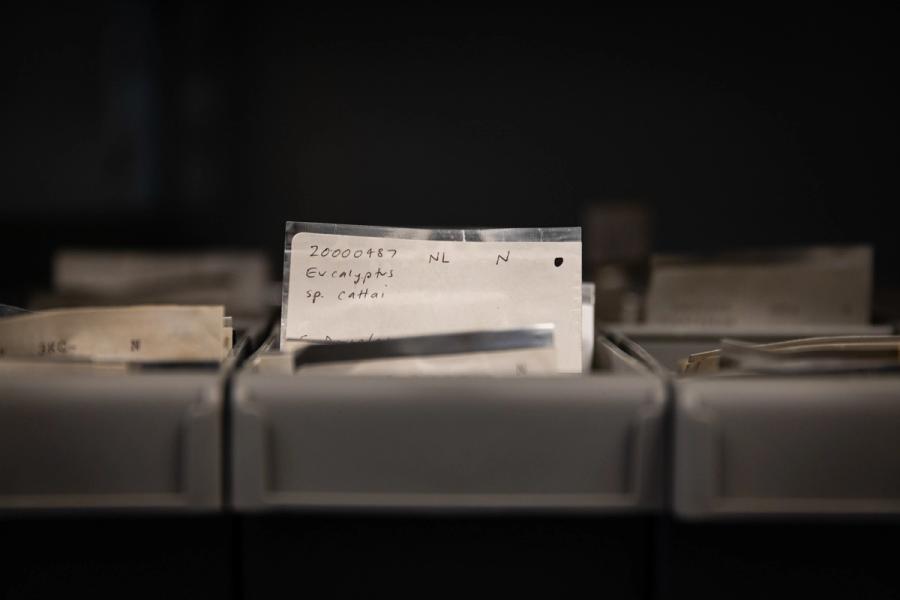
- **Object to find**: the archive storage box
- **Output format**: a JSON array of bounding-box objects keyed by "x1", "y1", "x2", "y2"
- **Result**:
[
  {"x1": 0, "y1": 366, "x2": 236, "y2": 600},
  {"x1": 662, "y1": 375, "x2": 900, "y2": 600},
  {"x1": 0, "y1": 371, "x2": 223, "y2": 512},
  {"x1": 604, "y1": 325, "x2": 900, "y2": 518},
  {"x1": 231, "y1": 338, "x2": 666, "y2": 600},
  {"x1": 232, "y1": 373, "x2": 665, "y2": 512},
  {"x1": 605, "y1": 328, "x2": 900, "y2": 600},
  {"x1": 674, "y1": 375, "x2": 900, "y2": 519}
]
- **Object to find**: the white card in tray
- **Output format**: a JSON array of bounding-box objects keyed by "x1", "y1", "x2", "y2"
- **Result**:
[{"x1": 282, "y1": 225, "x2": 582, "y2": 372}]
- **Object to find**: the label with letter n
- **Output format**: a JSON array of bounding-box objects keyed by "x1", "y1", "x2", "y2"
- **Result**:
[{"x1": 281, "y1": 222, "x2": 583, "y2": 372}]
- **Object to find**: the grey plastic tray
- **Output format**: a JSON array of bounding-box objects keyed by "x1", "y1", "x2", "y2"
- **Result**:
[
  {"x1": 232, "y1": 374, "x2": 665, "y2": 512},
  {"x1": 0, "y1": 372, "x2": 222, "y2": 512},
  {"x1": 674, "y1": 375, "x2": 900, "y2": 519}
]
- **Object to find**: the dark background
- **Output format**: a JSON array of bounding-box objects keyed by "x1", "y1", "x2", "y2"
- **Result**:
[
  {"x1": 2, "y1": 4, "x2": 898, "y2": 301},
  {"x1": 2, "y1": 7, "x2": 899, "y2": 597}
]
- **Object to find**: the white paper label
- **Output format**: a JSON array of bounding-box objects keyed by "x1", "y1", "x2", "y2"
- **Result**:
[
  {"x1": 0, "y1": 305, "x2": 227, "y2": 363},
  {"x1": 284, "y1": 232, "x2": 582, "y2": 372}
]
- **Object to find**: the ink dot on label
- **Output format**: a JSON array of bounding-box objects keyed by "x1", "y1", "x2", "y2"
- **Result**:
[{"x1": 554, "y1": 257, "x2": 564, "y2": 267}]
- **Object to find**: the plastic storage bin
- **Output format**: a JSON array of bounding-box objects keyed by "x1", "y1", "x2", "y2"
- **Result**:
[
  {"x1": 607, "y1": 330, "x2": 900, "y2": 599},
  {"x1": 0, "y1": 372, "x2": 222, "y2": 512},
  {"x1": 233, "y1": 346, "x2": 666, "y2": 600},
  {"x1": 232, "y1": 369, "x2": 665, "y2": 512},
  {"x1": 673, "y1": 374, "x2": 900, "y2": 519}
]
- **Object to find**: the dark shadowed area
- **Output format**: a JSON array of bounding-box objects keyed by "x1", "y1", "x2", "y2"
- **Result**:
[{"x1": 2, "y1": 5, "x2": 898, "y2": 301}]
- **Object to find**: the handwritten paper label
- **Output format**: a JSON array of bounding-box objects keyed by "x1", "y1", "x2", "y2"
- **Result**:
[
  {"x1": 283, "y1": 230, "x2": 582, "y2": 372},
  {"x1": 0, "y1": 305, "x2": 227, "y2": 363}
]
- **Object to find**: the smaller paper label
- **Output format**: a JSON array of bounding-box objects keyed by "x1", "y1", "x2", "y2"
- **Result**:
[{"x1": 0, "y1": 305, "x2": 227, "y2": 363}]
